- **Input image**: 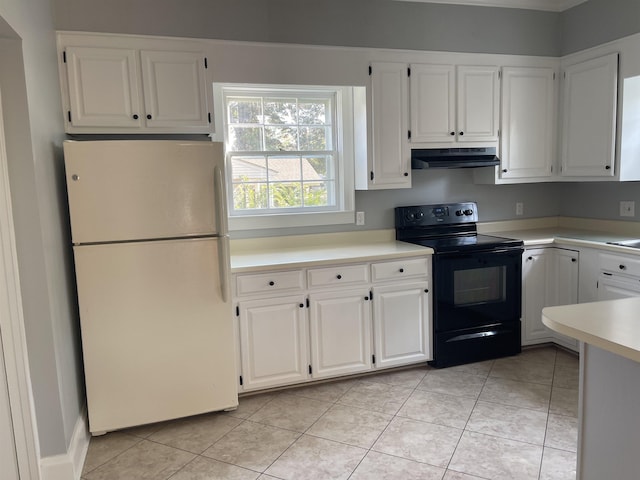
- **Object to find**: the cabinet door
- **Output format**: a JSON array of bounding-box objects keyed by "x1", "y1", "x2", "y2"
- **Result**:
[
  {"x1": 500, "y1": 67, "x2": 556, "y2": 179},
  {"x1": 561, "y1": 53, "x2": 618, "y2": 177},
  {"x1": 369, "y1": 62, "x2": 411, "y2": 189},
  {"x1": 410, "y1": 64, "x2": 455, "y2": 143},
  {"x1": 522, "y1": 249, "x2": 554, "y2": 344},
  {"x1": 141, "y1": 50, "x2": 210, "y2": 130},
  {"x1": 457, "y1": 66, "x2": 500, "y2": 142},
  {"x1": 308, "y1": 289, "x2": 372, "y2": 379},
  {"x1": 238, "y1": 296, "x2": 309, "y2": 391},
  {"x1": 65, "y1": 46, "x2": 142, "y2": 128},
  {"x1": 373, "y1": 282, "x2": 431, "y2": 368},
  {"x1": 548, "y1": 249, "x2": 579, "y2": 349}
]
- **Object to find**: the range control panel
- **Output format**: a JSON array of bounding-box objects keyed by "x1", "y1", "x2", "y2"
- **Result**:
[{"x1": 395, "y1": 202, "x2": 478, "y2": 228}]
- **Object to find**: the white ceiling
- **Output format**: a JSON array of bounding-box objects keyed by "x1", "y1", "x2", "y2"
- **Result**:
[{"x1": 393, "y1": 0, "x2": 588, "y2": 12}]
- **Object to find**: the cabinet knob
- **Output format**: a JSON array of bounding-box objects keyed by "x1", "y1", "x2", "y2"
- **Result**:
[
  {"x1": 336, "y1": 274, "x2": 342, "y2": 279},
  {"x1": 364, "y1": 296, "x2": 369, "y2": 300},
  {"x1": 399, "y1": 268, "x2": 404, "y2": 273},
  {"x1": 404, "y1": 172, "x2": 409, "y2": 176},
  {"x1": 71, "y1": 174, "x2": 80, "y2": 181},
  {"x1": 527, "y1": 256, "x2": 533, "y2": 261},
  {"x1": 299, "y1": 303, "x2": 304, "y2": 308},
  {"x1": 459, "y1": 131, "x2": 464, "y2": 136},
  {"x1": 605, "y1": 165, "x2": 611, "y2": 170},
  {"x1": 146, "y1": 114, "x2": 152, "y2": 120},
  {"x1": 572, "y1": 258, "x2": 577, "y2": 262},
  {"x1": 502, "y1": 169, "x2": 508, "y2": 173},
  {"x1": 424, "y1": 289, "x2": 429, "y2": 293},
  {"x1": 450, "y1": 131, "x2": 455, "y2": 136},
  {"x1": 620, "y1": 264, "x2": 627, "y2": 270},
  {"x1": 269, "y1": 281, "x2": 275, "y2": 286},
  {"x1": 132, "y1": 114, "x2": 139, "y2": 120}
]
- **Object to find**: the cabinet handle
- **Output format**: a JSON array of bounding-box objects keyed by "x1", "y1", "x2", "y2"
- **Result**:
[
  {"x1": 459, "y1": 131, "x2": 464, "y2": 136},
  {"x1": 299, "y1": 303, "x2": 304, "y2": 308},
  {"x1": 146, "y1": 114, "x2": 152, "y2": 120},
  {"x1": 527, "y1": 256, "x2": 533, "y2": 261},
  {"x1": 364, "y1": 296, "x2": 369, "y2": 300},
  {"x1": 399, "y1": 268, "x2": 404, "y2": 273},
  {"x1": 572, "y1": 258, "x2": 577, "y2": 262},
  {"x1": 620, "y1": 264, "x2": 627, "y2": 270},
  {"x1": 502, "y1": 169, "x2": 508, "y2": 173},
  {"x1": 404, "y1": 172, "x2": 409, "y2": 176},
  {"x1": 450, "y1": 131, "x2": 455, "y2": 136},
  {"x1": 269, "y1": 281, "x2": 275, "y2": 286},
  {"x1": 132, "y1": 114, "x2": 139, "y2": 120},
  {"x1": 336, "y1": 274, "x2": 342, "y2": 279}
]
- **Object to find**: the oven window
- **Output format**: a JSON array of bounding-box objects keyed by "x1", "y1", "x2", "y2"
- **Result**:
[{"x1": 454, "y1": 266, "x2": 506, "y2": 305}]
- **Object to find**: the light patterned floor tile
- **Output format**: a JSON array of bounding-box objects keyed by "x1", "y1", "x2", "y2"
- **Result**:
[
  {"x1": 285, "y1": 378, "x2": 357, "y2": 403},
  {"x1": 466, "y1": 401, "x2": 548, "y2": 445},
  {"x1": 550, "y1": 386, "x2": 579, "y2": 418},
  {"x1": 265, "y1": 435, "x2": 366, "y2": 480},
  {"x1": 337, "y1": 380, "x2": 414, "y2": 415},
  {"x1": 82, "y1": 432, "x2": 142, "y2": 475},
  {"x1": 306, "y1": 404, "x2": 392, "y2": 448},
  {"x1": 518, "y1": 346, "x2": 558, "y2": 365},
  {"x1": 247, "y1": 394, "x2": 332, "y2": 432},
  {"x1": 361, "y1": 366, "x2": 429, "y2": 389},
  {"x1": 555, "y1": 349, "x2": 579, "y2": 368},
  {"x1": 490, "y1": 357, "x2": 555, "y2": 385},
  {"x1": 443, "y1": 471, "x2": 490, "y2": 480},
  {"x1": 225, "y1": 393, "x2": 277, "y2": 419},
  {"x1": 147, "y1": 413, "x2": 242, "y2": 454},
  {"x1": 553, "y1": 365, "x2": 580, "y2": 389},
  {"x1": 417, "y1": 369, "x2": 486, "y2": 398},
  {"x1": 170, "y1": 456, "x2": 260, "y2": 480},
  {"x1": 540, "y1": 447, "x2": 577, "y2": 480},
  {"x1": 202, "y1": 420, "x2": 300, "y2": 472},
  {"x1": 349, "y1": 451, "x2": 445, "y2": 480},
  {"x1": 372, "y1": 416, "x2": 462, "y2": 467},
  {"x1": 84, "y1": 439, "x2": 195, "y2": 480},
  {"x1": 397, "y1": 389, "x2": 476, "y2": 429},
  {"x1": 449, "y1": 431, "x2": 543, "y2": 480},
  {"x1": 479, "y1": 376, "x2": 551, "y2": 411},
  {"x1": 545, "y1": 414, "x2": 578, "y2": 452},
  {"x1": 444, "y1": 360, "x2": 494, "y2": 377}
]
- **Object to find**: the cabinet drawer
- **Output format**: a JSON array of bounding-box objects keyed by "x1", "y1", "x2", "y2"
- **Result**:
[
  {"x1": 372, "y1": 257, "x2": 430, "y2": 282},
  {"x1": 308, "y1": 264, "x2": 369, "y2": 288},
  {"x1": 600, "y1": 252, "x2": 640, "y2": 277},
  {"x1": 236, "y1": 270, "x2": 305, "y2": 296}
]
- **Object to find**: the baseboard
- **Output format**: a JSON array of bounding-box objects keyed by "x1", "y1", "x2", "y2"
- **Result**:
[{"x1": 40, "y1": 409, "x2": 90, "y2": 480}]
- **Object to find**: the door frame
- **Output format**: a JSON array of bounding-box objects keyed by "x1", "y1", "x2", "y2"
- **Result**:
[{"x1": 0, "y1": 86, "x2": 41, "y2": 478}]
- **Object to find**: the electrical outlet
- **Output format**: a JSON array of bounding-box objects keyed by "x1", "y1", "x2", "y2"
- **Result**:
[
  {"x1": 516, "y1": 202, "x2": 524, "y2": 216},
  {"x1": 356, "y1": 211, "x2": 365, "y2": 225},
  {"x1": 620, "y1": 201, "x2": 635, "y2": 217}
]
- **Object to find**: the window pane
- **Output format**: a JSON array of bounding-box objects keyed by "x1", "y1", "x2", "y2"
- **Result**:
[
  {"x1": 303, "y1": 181, "x2": 331, "y2": 206},
  {"x1": 303, "y1": 156, "x2": 332, "y2": 180},
  {"x1": 230, "y1": 156, "x2": 267, "y2": 182},
  {"x1": 270, "y1": 182, "x2": 302, "y2": 208},
  {"x1": 265, "y1": 126, "x2": 298, "y2": 151},
  {"x1": 267, "y1": 156, "x2": 302, "y2": 181},
  {"x1": 229, "y1": 126, "x2": 263, "y2": 151},
  {"x1": 300, "y1": 126, "x2": 330, "y2": 151},
  {"x1": 264, "y1": 98, "x2": 297, "y2": 125},
  {"x1": 299, "y1": 99, "x2": 329, "y2": 125},
  {"x1": 233, "y1": 183, "x2": 268, "y2": 210},
  {"x1": 228, "y1": 98, "x2": 262, "y2": 124}
]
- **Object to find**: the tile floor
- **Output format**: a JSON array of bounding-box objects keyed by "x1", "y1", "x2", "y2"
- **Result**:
[{"x1": 81, "y1": 345, "x2": 578, "y2": 480}]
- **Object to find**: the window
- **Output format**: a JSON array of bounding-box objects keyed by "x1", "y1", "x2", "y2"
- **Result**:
[{"x1": 214, "y1": 84, "x2": 362, "y2": 230}]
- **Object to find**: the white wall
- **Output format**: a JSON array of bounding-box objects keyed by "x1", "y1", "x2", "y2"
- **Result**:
[{"x1": 0, "y1": 0, "x2": 84, "y2": 461}]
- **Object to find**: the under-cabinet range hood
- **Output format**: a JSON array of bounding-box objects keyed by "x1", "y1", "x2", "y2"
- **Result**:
[{"x1": 411, "y1": 147, "x2": 499, "y2": 169}]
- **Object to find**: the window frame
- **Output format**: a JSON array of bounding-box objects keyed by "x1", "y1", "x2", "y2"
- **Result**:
[{"x1": 213, "y1": 83, "x2": 358, "y2": 231}]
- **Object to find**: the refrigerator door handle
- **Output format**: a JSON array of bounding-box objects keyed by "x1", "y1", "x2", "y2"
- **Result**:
[
  {"x1": 218, "y1": 235, "x2": 231, "y2": 303},
  {"x1": 214, "y1": 165, "x2": 229, "y2": 236}
]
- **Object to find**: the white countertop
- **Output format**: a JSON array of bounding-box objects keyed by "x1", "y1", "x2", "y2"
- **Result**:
[
  {"x1": 543, "y1": 298, "x2": 640, "y2": 363},
  {"x1": 230, "y1": 230, "x2": 433, "y2": 273}
]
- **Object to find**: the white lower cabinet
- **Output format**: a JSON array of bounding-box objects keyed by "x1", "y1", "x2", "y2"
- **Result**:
[
  {"x1": 372, "y1": 282, "x2": 431, "y2": 368},
  {"x1": 237, "y1": 295, "x2": 309, "y2": 391},
  {"x1": 234, "y1": 255, "x2": 432, "y2": 392},
  {"x1": 522, "y1": 247, "x2": 579, "y2": 350},
  {"x1": 308, "y1": 289, "x2": 372, "y2": 379}
]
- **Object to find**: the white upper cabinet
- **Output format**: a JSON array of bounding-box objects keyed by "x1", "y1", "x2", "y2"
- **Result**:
[
  {"x1": 499, "y1": 67, "x2": 556, "y2": 179},
  {"x1": 365, "y1": 62, "x2": 411, "y2": 189},
  {"x1": 58, "y1": 34, "x2": 211, "y2": 134},
  {"x1": 560, "y1": 53, "x2": 618, "y2": 178},
  {"x1": 410, "y1": 64, "x2": 499, "y2": 145}
]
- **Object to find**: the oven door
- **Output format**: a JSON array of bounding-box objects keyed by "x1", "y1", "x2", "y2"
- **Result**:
[{"x1": 434, "y1": 247, "x2": 523, "y2": 332}]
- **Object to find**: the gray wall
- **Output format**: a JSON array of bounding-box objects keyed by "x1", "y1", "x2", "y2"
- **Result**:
[
  {"x1": 0, "y1": 0, "x2": 83, "y2": 458},
  {"x1": 53, "y1": 0, "x2": 561, "y2": 56},
  {"x1": 561, "y1": 0, "x2": 640, "y2": 55}
]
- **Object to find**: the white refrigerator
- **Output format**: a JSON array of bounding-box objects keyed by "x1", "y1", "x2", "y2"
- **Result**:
[{"x1": 64, "y1": 140, "x2": 237, "y2": 435}]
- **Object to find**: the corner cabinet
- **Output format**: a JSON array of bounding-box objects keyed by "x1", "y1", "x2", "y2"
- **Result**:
[
  {"x1": 365, "y1": 62, "x2": 411, "y2": 189},
  {"x1": 58, "y1": 34, "x2": 212, "y2": 134},
  {"x1": 233, "y1": 255, "x2": 432, "y2": 392},
  {"x1": 560, "y1": 53, "x2": 618, "y2": 178},
  {"x1": 522, "y1": 247, "x2": 579, "y2": 351},
  {"x1": 410, "y1": 64, "x2": 500, "y2": 145}
]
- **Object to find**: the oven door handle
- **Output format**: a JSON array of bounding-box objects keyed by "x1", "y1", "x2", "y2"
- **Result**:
[{"x1": 446, "y1": 329, "x2": 510, "y2": 342}]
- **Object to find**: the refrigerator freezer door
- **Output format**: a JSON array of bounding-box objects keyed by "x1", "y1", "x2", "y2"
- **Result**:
[
  {"x1": 73, "y1": 237, "x2": 237, "y2": 433},
  {"x1": 64, "y1": 140, "x2": 225, "y2": 244}
]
